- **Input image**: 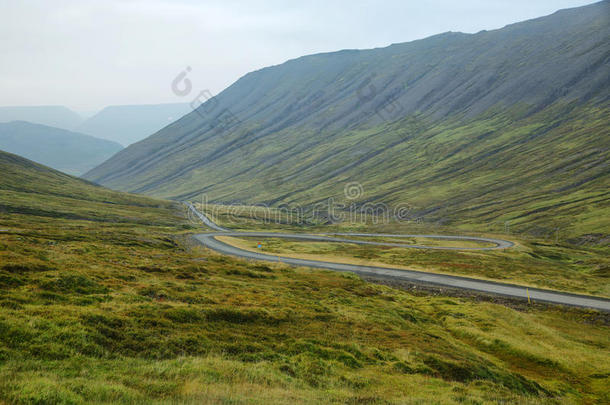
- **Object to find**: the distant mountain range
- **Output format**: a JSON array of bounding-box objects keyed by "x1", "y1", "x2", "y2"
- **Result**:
[
  {"x1": 0, "y1": 103, "x2": 191, "y2": 146},
  {"x1": 83, "y1": 1, "x2": 610, "y2": 238},
  {"x1": 76, "y1": 103, "x2": 192, "y2": 146},
  {"x1": 0, "y1": 106, "x2": 83, "y2": 131},
  {"x1": 0, "y1": 121, "x2": 123, "y2": 176}
]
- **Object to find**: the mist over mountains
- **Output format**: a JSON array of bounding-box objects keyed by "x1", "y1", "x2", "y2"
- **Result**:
[
  {"x1": 0, "y1": 121, "x2": 123, "y2": 176},
  {"x1": 0, "y1": 102, "x2": 191, "y2": 175},
  {"x1": 0, "y1": 103, "x2": 191, "y2": 147},
  {"x1": 0, "y1": 106, "x2": 83, "y2": 131},
  {"x1": 75, "y1": 103, "x2": 192, "y2": 146}
]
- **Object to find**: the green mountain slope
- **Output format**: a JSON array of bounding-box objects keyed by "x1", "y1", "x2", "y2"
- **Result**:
[
  {"x1": 84, "y1": 1, "x2": 610, "y2": 238},
  {"x1": 0, "y1": 149, "x2": 173, "y2": 217},
  {"x1": 0, "y1": 121, "x2": 123, "y2": 176},
  {"x1": 77, "y1": 103, "x2": 191, "y2": 146}
]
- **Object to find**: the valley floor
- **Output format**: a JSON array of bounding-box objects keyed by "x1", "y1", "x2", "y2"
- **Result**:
[
  {"x1": 199, "y1": 204, "x2": 610, "y2": 298},
  {"x1": 1, "y1": 186, "x2": 608, "y2": 403}
]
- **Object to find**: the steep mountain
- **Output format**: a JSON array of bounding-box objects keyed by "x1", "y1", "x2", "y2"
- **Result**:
[
  {"x1": 0, "y1": 105, "x2": 83, "y2": 130},
  {"x1": 77, "y1": 103, "x2": 191, "y2": 146},
  {"x1": 84, "y1": 1, "x2": 610, "y2": 237},
  {"x1": 0, "y1": 121, "x2": 123, "y2": 176}
]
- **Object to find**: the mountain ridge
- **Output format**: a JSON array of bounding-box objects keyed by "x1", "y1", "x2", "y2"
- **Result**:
[{"x1": 84, "y1": 1, "x2": 610, "y2": 238}]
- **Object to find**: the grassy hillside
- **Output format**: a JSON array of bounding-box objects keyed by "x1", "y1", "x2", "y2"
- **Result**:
[
  {"x1": 197, "y1": 202, "x2": 610, "y2": 298},
  {"x1": 83, "y1": 2, "x2": 610, "y2": 239},
  {"x1": 178, "y1": 103, "x2": 608, "y2": 240},
  {"x1": 1, "y1": 151, "x2": 609, "y2": 404},
  {"x1": 0, "y1": 121, "x2": 123, "y2": 176}
]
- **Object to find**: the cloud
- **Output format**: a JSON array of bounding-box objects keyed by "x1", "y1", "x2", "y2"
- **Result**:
[{"x1": 0, "y1": 0, "x2": 598, "y2": 110}]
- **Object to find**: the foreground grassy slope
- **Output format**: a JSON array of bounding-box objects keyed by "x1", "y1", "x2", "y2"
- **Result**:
[
  {"x1": 0, "y1": 150, "x2": 174, "y2": 221},
  {"x1": 84, "y1": 2, "x2": 610, "y2": 239},
  {"x1": 1, "y1": 151, "x2": 609, "y2": 403}
]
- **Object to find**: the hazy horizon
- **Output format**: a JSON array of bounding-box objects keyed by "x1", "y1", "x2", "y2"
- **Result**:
[{"x1": 0, "y1": 0, "x2": 600, "y2": 111}]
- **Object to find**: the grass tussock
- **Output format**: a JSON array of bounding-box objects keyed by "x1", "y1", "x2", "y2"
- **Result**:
[{"x1": 0, "y1": 151, "x2": 608, "y2": 404}]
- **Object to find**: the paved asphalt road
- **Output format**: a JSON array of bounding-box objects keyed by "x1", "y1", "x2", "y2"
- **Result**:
[{"x1": 186, "y1": 203, "x2": 610, "y2": 311}]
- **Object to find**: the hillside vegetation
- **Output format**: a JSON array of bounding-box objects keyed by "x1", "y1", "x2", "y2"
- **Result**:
[
  {"x1": 197, "y1": 203, "x2": 610, "y2": 298},
  {"x1": 1, "y1": 151, "x2": 609, "y2": 404},
  {"x1": 83, "y1": 1, "x2": 610, "y2": 239}
]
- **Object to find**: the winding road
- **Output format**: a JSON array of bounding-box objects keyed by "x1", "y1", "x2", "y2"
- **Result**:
[{"x1": 186, "y1": 203, "x2": 610, "y2": 311}]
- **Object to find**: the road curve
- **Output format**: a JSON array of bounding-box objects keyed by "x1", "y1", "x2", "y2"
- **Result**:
[{"x1": 186, "y1": 203, "x2": 610, "y2": 311}]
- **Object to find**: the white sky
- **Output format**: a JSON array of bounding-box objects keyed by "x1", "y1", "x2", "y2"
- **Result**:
[{"x1": 0, "y1": 0, "x2": 600, "y2": 112}]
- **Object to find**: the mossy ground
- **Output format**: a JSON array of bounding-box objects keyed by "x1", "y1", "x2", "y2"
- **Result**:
[{"x1": 1, "y1": 154, "x2": 609, "y2": 404}]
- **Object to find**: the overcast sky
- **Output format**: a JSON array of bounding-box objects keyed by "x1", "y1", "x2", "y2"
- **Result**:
[{"x1": 0, "y1": 0, "x2": 600, "y2": 112}]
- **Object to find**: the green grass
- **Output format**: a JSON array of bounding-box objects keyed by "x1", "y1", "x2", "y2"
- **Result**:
[
  {"x1": 199, "y1": 203, "x2": 610, "y2": 297},
  {"x1": 1, "y1": 151, "x2": 609, "y2": 404},
  {"x1": 87, "y1": 101, "x2": 610, "y2": 241}
]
